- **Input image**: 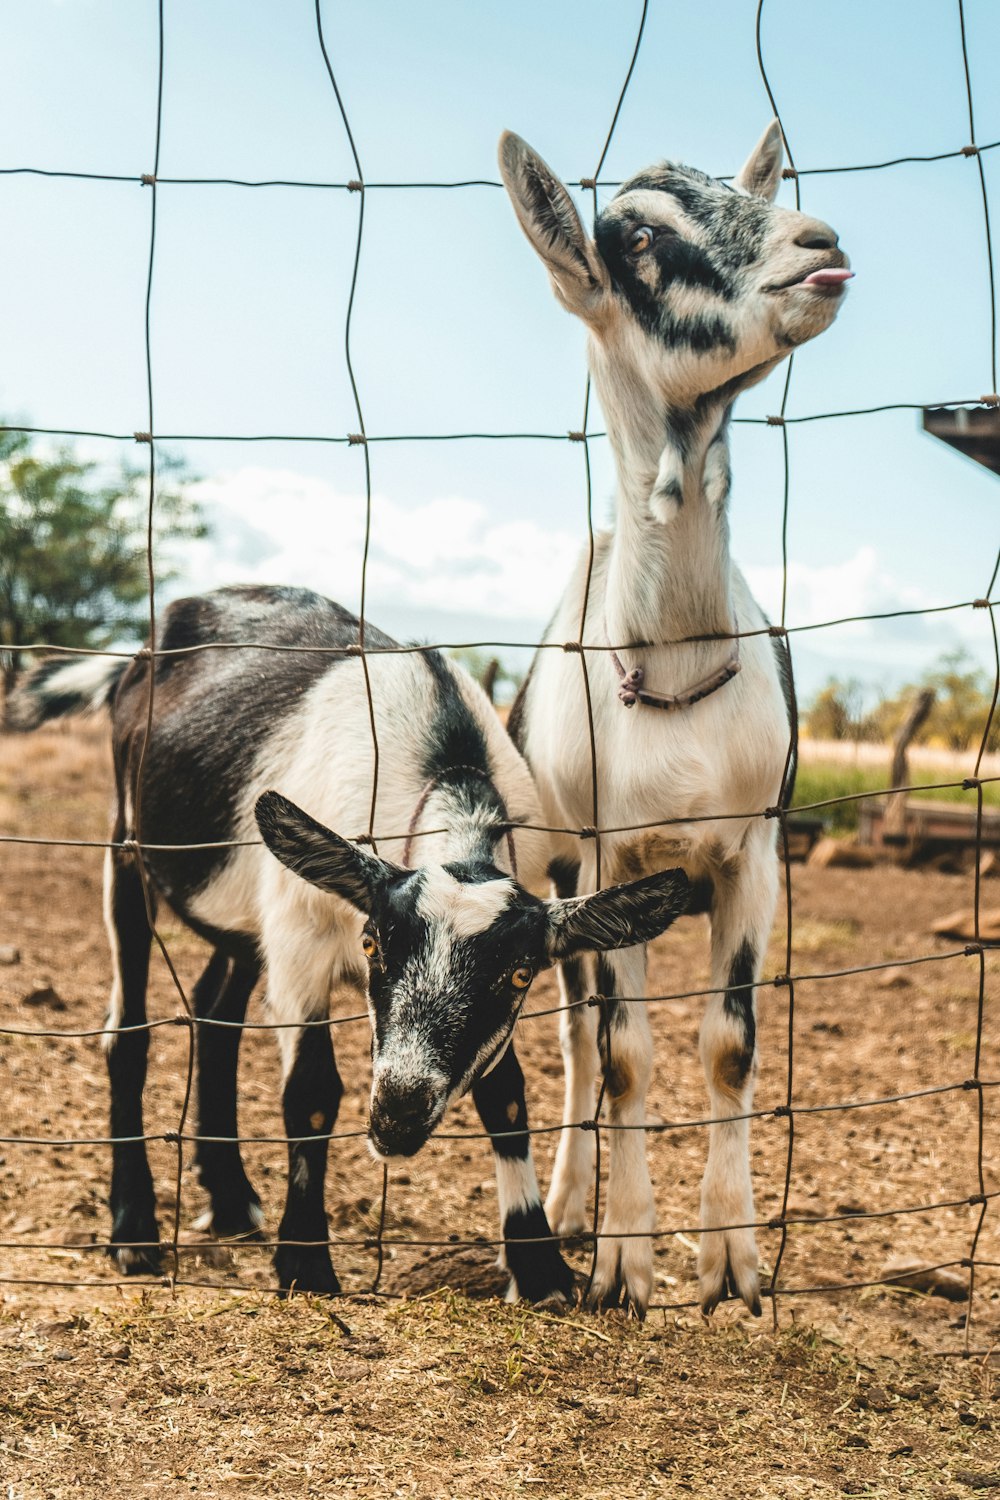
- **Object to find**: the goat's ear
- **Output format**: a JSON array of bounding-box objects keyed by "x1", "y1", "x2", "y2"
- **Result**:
[
  {"x1": 733, "y1": 119, "x2": 784, "y2": 201},
  {"x1": 255, "y1": 790, "x2": 404, "y2": 914},
  {"x1": 545, "y1": 868, "x2": 690, "y2": 961},
  {"x1": 498, "y1": 130, "x2": 610, "y2": 320}
]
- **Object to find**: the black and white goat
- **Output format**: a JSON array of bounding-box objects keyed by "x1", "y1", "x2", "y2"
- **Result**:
[
  {"x1": 11, "y1": 584, "x2": 689, "y2": 1298},
  {"x1": 499, "y1": 124, "x2": 851, "y2": 1316}
]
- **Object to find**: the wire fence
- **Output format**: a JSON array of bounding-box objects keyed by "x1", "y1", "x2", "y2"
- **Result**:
[{"x1": 0, "y1": 0, "x2": 998, "y2": 1356}]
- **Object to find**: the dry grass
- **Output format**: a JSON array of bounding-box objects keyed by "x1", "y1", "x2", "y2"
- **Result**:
[
  {"x1": 2, "y1": 1291, "x2": 998, "y2": 1499},
  {"x1": 2, "y1": 719, "x2": 1000, "y2": 1497}
]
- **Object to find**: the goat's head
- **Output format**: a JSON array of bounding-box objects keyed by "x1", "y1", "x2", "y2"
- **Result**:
[
  {"x1": 499, "y1": 123, "x2": 851, "y2": 414},
  {"x1": 256, "y1": 790, "x2": 689, "y2": 1159}
]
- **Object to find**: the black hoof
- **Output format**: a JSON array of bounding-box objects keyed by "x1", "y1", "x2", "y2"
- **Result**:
[
  {"x1": 110, "y1": 1206, "x2": 162, "y2": 1276},
  {"x1": 585, "y1": 1282, "x2": 647, "y2": 1320},
  {"x1": 273, "y1": 1243, "x2": 341, "y2": 1297},
  {"x1": 504, "y1": 1205, "x2": 577, "y2": 1304},
  {"x1": 202, "y1": 1193, "x2": 264, "y2": 1243}
]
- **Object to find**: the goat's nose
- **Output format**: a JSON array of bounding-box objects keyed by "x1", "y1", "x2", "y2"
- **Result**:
[{"x1": 794, "y1": 219, "x2": 839, "y2": 252}]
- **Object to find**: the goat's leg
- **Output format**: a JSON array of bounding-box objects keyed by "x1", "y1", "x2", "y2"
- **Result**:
[
  {"x1": 544, "y1": 951, "x2": 599, "y2": 1235},
  {"x1": 193, "y1": 954, "x2": 263, "y2": 1241},
  {"x1": 545, "y1": 855, "x2": 599, "y2": 1234},
  {"x1": 472, "y1": 1040, "x2": 574, "y2": 1304},
  {"x1": 102, "y1": 842, "x2": 160, "y2": 1274},
  {"x1": 586, "y1": 945, "x2": 655, "y2": 1317},
  {"x1": 266, "y1": 943, "x2": 343, "y2": 1295},
  {"x1": 697, "y1": 836, "x2": 777, "y2": 1317}
]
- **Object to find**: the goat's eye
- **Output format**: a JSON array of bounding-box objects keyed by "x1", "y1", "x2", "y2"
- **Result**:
[
  {"x1": 510, "y1": 966, "x2": 534, "y2": 991},
  {"x1": 627, "y1": 226, "x2": 654, "y2": 255},
  {"x1": 362, "y1": 933, "x2": 379, "y2": 960}
]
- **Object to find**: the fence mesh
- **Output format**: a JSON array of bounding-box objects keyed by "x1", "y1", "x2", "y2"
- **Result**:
[{"x1": 0, "y1": 0, "x2": 997, "y2": 1355}]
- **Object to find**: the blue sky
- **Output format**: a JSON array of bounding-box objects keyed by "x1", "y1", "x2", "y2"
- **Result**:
[{"x1": 1, "y1": 0, "x2": 998, "y2": 702}]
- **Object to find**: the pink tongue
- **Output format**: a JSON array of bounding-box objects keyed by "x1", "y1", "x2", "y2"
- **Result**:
[{"x1": 801, "y1": 267, "x2": 854, "y2": 286}]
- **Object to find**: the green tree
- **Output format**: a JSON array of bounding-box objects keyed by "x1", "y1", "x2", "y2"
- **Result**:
[
  {"x1": 0, "y1": 429, "x2": 206, "y2": 692},
  {"x1": 803, "y1": 676, "x2": 872, "y2": 741},
  {"x1": 919, "y1": 649, "x2": 995, "y2": 752}
]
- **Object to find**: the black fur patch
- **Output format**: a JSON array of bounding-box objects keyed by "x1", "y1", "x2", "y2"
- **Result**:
[
  {"x1": 503, "y1": 1204, "x2": 576, "y2": 1303},
  {"x1": 115, "y1": 586, "x2": 395, "y2": 909},
  {"x1": 722, "y1": 938, "x2": 757, "y2": 1083}
]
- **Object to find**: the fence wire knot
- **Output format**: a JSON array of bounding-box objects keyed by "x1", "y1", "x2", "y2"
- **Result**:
[
  {"x1": 964, "y1": 943, "x2": 984, "y2": 957},
  {"x1": 962, "y1": 1079, "x2": 982, "y2": 1092},
  {"x1": 140, "y1": 172, "x2": 156, "y2": 185},
  {"x1": 133, "y1": 431, "x2": 152, "y2": 444},
  {"x1": 579, "y1": 177, "x2": 596, "y2": 190},
  {"x1": 163, "y1": 1129, "x2": 180, "y2": 1144},
  {"x1": 773, "y1": 973, "x2": 790, "y2": 989},
  {"x1": 773, "y1": 1104, "x2": 792, "y2": 1118},
  {"x1": 347, "y1": 432, "x2": 367, "y2": 445},
  {"x1": 768, "y1": 624, "x2": 788, "y2": 638},
  {"x1": 972, "y1": 599, "x2": 990, "y2": 609},
  {"x1": 781, "y1": 167, "x2": 798, "y2": 179},
  {"x1": 980, "y1": 394, "x2": 1000, "y2": 407},
  {"x1": 567, "y1": 430, "x2": 587, "y2": 442},
  {"x1": 961, "y1": 144, "x2": 980, "y2": 157},
  {"x1": 580, "y1": 1119, "x2": 599, "y2": 1132},
  {"x1": 968, "y1": 1193, "x2": 987, "y2": 1206},
  {"x1": 962, "y1": 777, "x2": 982, "y2": 789},
  {"x1": 347, "y1": 179, "x2": 364, "y2": 192},
  {"x1": 764, "y1": 805, "x2": 783, "y2": 820},
  {"x1": 768, "y1": 1215, "x2": 787, "y2": 1229},
  {"x1": 578, "y1": 825, "x2": 598, "y2": 840},
  {"x1": 766, "y1": 414, "x2": 785, "y2": 426}
]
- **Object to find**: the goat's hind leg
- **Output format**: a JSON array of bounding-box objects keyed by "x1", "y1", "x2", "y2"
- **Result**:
[
  {"x1": 192, "y1": 952, "x2": 264, "y2": 1241},
  {"x1": 697, "y1": 839, "x2": 777, "y2": 1318},
  {"x1": 103, "y1": 842, "x2": 160, "y2": 1275},
  {"x1": 472, "y1": 1041, "x2": 574, "y2": 1304}
]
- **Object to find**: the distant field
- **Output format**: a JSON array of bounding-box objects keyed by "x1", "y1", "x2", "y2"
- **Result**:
[{"x1": 793, "y1": 740, "x2": 1000, "y2": 833}]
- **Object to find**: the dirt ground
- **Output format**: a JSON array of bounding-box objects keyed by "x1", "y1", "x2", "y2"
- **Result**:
[{"x1": 1, "y1": 723, "x2": 998, "y2": 1498}]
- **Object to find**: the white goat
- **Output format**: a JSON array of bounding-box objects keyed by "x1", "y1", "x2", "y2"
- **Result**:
[{"x1": 499, "y1": 122, "x2": 852, "y2": 1316}]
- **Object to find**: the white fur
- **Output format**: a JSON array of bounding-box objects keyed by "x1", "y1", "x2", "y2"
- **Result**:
[{"x1": 416, "y1": 867, "x2": 514, "y2": 937}]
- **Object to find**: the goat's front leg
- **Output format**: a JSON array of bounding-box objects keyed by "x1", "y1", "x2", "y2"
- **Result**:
[
  {"x1": 587, "y1": 944, "x2": 655, "y2": 1317},
  {"x1": 472, "y1": 1040, "x2": 574, "y2": 1304},
  {"x1": 698, "y1": 834, "x2": 778, "y2": 1317},
  {"x1": 266, "y1": 941, "x2": 344, "y2": 1296}
]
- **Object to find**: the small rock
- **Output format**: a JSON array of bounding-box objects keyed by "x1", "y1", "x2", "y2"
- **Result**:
[
  {"x1": 932, "y1": 908, "x2": 1000, "y2": 943},
  {"x1": 808, "y1": 838, "x2": 876, "y2": 869},
  {"x1": 20, "y1": 984, "x2": 66, "y2": 1011},
  {"x1": 876, "y1": 966, "x2": 912, "y2": 990},
  {"x1": 0, "y1": 944, "x2": 21, "y2": 965},
  {"x1": 881, "y1": 1258, "x2": 969, "y2": 1302}
]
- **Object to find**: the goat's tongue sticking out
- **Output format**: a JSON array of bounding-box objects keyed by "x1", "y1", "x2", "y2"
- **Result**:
[{"x1": 801, "y1": 267, "x2": 854, "y2": 287}]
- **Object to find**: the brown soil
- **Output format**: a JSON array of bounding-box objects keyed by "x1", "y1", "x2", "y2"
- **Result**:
[{"x1": 1, "y1": 722, "x2": 998, "y2": 1497}]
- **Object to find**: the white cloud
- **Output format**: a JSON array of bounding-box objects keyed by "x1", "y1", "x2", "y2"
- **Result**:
[{"x1": 176, "y1": 466, "x2": 582, "y2": 624}]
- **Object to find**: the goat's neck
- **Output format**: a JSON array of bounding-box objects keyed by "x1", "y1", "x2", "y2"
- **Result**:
[
  {"x1": 421, "y1": 785, "x2": 511, "y2": 873},
  {"x1": 596, "y1": 370, "x2": 735, "y2": 655}
]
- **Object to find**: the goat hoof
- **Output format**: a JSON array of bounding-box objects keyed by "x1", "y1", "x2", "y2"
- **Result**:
[
  {"x1": 109, "y1": 1206, "x2": 162, "y2": 1276},
  {"x1": 273, "y1": 1245, "x2": 341, "y2": 1297},
  {"x1": 584, "y1": 1237, "x2": 652, "y2": 1319},
  {"x1": 110, "y1": 1241, "x2": 163, "y2": 1277},
  {"x1": 194, "y1": 1197, "x2": 265, "y2": 1243},
  {"x1": 698, "y1": 1232, "x2": 761, "y2": 1317}
]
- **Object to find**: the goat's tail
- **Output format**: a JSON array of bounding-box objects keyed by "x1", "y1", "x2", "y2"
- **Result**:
[{"x1": 5, "y1": 654, "x2": 127, "y2": 731}]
